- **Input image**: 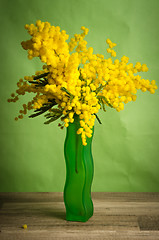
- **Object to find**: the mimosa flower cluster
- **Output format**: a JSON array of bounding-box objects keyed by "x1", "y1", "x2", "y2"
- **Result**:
[{"x1": 8, "y1": 20, "x2": 157, "y2": 145}]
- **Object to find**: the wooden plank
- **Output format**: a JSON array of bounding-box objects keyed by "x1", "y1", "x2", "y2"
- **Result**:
[
  {"x1": 92, "y1": 192, "x2": 159, "y2": 202},
  {"x1": 1, "y1": 201, "x2": 159, "y2": 216},
  {"x1": 0, "y1": 192, "x2": 63, "y2": 203},
  {"x1": 0, "y1": 192, "x2": 159, "y2": 203},
  {"x1": 94, "y1": 201, "x2": 159, "y2": 216},
  {"x1": 138, "y1": 216, "x2": 159, "y2": 230},
  {"x1": 0, "y1": 202, "x2": 139, "y2": 230},
  {"x1": 0, "y1": 230, "x2": 159, "y2": 240},
  {"x1": 1, "y1": 200, "x2": 159, "y2": 220},
  {"x1": 0, "y1": 215, "x2": 139, "y2": 230},
  {"x1": 0, "y1": 193, "x2": 159, "y2": 240}
]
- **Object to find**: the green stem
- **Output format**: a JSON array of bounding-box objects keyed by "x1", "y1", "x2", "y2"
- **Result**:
[{"x1": 94, "y1": 114, "x2": 102, "y2": 124}]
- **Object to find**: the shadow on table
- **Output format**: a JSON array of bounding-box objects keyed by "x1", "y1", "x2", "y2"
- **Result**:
[
  {"x1": 44, "y1": 211, "x2": 66, "y2": 220},
  {"x1": 40, "y1": 207, "x2": 66, "y2": 220}
]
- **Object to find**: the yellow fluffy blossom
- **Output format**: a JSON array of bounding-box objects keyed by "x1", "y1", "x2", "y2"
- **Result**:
[
  {"x1": 22, "y1": 224, "x2": 27, "y2": 229},
  {"x1": 8, "y1": 20, "x2": 157, "y2": 145}
]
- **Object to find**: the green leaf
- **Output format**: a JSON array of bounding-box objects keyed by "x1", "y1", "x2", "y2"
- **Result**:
[
  {"x1": 44, "y1": 109, "x2": 62, "y2": 119},
  {"x1": 95, "y1": 85, "x2": 104, "y2": 95},
  {"x1": 28, "y1": 72, "x2": 49, "y2": 87},
  {"x1": 97, "y1": 95, "x2": 113, "y2": 108},
  {"x1": 44, "y1": 108, "x2": 62, "y2": 124},
  {"x1": 29, "y1": 78, "x2": 48, "y2": 87},
  {"x1": 101, "y1": 100, "x2": 106, "y2": 112},
  {"x1": 29, "y1": 100, "x2": 57, "y2": 118},
  {"x1": 33, "y1": 72, "x2": 49, "y2": 80},
  {"x1": 50, "y1": 108, "x2": 62, "y2": 113},
  {"x1": 61, "y1": 87, "x2": 74, "y2": 102},
  {"x1": 44, "y1": 113, "x2": 62, "y2": 124},
  {"x1": 95, "y1": 81, "x2": 109, "y2": 95}
]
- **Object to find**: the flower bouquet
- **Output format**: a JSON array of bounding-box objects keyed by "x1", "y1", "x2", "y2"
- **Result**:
[{"x1": 8, "y1": 20, "x2": 157, "y2": 222}]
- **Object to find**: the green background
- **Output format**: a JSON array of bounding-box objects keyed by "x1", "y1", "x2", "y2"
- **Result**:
[{"x1": 0, "y1": 0, "x2": 159, "y2": 192}]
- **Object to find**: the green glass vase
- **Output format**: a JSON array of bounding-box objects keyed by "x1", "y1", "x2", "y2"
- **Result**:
[{"x1": 63, "y1": 114, "x2": 94, "y2": 222}]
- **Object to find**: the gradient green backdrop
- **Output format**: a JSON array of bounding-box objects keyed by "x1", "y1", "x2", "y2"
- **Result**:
[{"x1": 0, "y1": 0, "x2": 159, "y2": 192}]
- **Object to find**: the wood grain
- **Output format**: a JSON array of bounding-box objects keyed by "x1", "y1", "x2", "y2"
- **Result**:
[{"x1": 0, "y1": 192, "x2": 159, "y2": 239}]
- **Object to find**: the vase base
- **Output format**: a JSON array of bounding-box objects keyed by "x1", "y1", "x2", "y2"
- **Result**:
[{"x1": 66, "y1": 212, "x2": 93, "y2": 222}]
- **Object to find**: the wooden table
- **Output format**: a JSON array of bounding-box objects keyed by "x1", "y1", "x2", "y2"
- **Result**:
[{"x1": 0, "y1": 192, "x2": 159, "y2": 239}]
